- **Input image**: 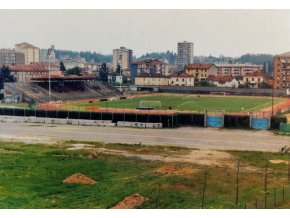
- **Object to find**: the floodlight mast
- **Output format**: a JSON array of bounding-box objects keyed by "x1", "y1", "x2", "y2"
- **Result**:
[{"x1": 47, "y1": 48, "x2": 52, "y2": 99}]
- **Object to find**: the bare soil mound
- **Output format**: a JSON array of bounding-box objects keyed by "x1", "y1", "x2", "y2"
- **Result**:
[
  {"x1": 269, "y1": 160, "x2": 289, "y2": 164},
  {"x1": 0, "y1": 149, "x2": 18, "y2": 153},
  {"x1": 155, "y1": 164, "x2": 199, "y2": 176},
  {"x1": 112, "y1": 194, "x2": 148, "y2": 209},
  {"x1": 63, "y1": 173, "x2": 96, "y2": 184}
]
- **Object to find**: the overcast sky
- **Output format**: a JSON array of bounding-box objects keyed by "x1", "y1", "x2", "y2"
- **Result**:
[{"x1": 0, "y1": 10, "x2": 290, "y2": 57}]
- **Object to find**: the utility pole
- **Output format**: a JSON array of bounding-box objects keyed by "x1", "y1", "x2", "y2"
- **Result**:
[
  {"x1": 47, "y1": 48, "x2": 52, "y2": 99},
  {"x1": 264, "y1": 161, "x2": 268, "y2": 209},
  {"x1": 236, "y1": 160, "x2": 240, "y2": 206},
  {"x1": 271, "y1": 78, "x2": 275, "y2": 116},
  {"x1": 201, "y1": 171, "x2": 207, "y2": 209}
]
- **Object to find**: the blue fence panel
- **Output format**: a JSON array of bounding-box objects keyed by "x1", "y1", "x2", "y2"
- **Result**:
[
  {"x1": 251, "y1": 118, "x2": 269, "y2": 130},
  {"x1": 207, "y1": 116, "x2": 223, "y2": 128}
]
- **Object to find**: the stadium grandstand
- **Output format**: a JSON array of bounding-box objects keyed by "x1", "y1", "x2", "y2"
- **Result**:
[{"x1": 4, "y1": 74, "x2": 121, "y2": 103}]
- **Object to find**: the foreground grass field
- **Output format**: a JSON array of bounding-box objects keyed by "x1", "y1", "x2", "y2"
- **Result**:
[
  {"x1": 1, "y1": 140, "x2": 290, "y2": 209},
  {"x1": 65, "y1": 95, "x2": 285, "y2": 112}
]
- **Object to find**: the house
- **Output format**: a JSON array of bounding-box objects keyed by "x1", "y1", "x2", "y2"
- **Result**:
[
  {"x1": 9, "y1": 64, "x2": 49, "y2": 82},
  {"x1": 207, "y1": 75, "x2": 240, "y2": 88},
  {"x1": 235, "y1": 76, "x2": 245, "y2": 87},
  {"x1": 131, "y1": 59, "x2": 169, "y2": 78},
  {"x1": 135, "y1": 73, "x2": 169, "y2": 86},
  {"x1": 243, "y1": 70, "x2": 266, "y2": 88},
  {"x1": 185, "y1": 64, "x2": 217, "y2": 81},
  {"x1": 214, "y1": 63, "x2": 262, "y2": 77},
  {"x1": 169, "y1": 73, "x2": 195, "y2": 86}
]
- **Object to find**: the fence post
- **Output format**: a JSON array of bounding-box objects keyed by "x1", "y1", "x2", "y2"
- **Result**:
[
  {"x1": 264, "y1": 160, "x2": 268, "y2": 209},
  {"x1": 288, "y1": 161, "x2": 290, "y2": 183},
  {"x1": 274, "y1": 188, "x2": 277, "y2": 208},
  {"x1": 255, "y1": 198, "x2": 258, "y2": 209},
  {"x1": 283, "y1": 186, "x2": 285, "y2": 203},
  {"x1": 204, "y1": 109, "x2": 207, "y2": 127},
  {"x1": 201, "y1": 171, "x2": 207, "y2": 209},
  {"x1": 155, "y1": 182, "x2": 161, "y2": 209},
  {"x1": 236, "y1": 160, "x2": 240, "y2": 206}
]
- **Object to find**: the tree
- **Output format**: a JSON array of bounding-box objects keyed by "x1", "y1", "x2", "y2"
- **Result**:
[
  {"x1": 268, "y1": 61, "x2": 274, "y2": 75},
  {"x1": 262, "y1": 62, "x2": 267, "y2": 74},
  {"x1": 60, "y1": 61, "x2": 66, "y2": 72},
  {"x1": 65, "y1": 66, "x2": 82, "y2": 76},
  {"x1": 116, "y1": 63, "x2": 122, "y2": 75},
  {"x1": 99, "y1": 63, "x2": 109, "y2": 83},
  {"x1": 0, "y1": 65, "x2": 16, "y2": 82},
  {"x1": 238, "y1": 82, "x2": 250, "y2": 88},
  {"x1": 198, "y1": 80, "x2": 216, "y2": 87},
  {"x1": 258, "y1": 82, "x2": 272, "y2": 89}
]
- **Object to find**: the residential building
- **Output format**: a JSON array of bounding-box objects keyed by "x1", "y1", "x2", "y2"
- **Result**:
[
  {"x1": 113, "y1": 47, "x2": 133, "y2": 72},
  {"x1": 84, "y1": 62, "x2": 102, "y2": 73},
  {"x1": 134, "y1": 73, "x2": 194, "y2": 87},
  {"x1": 273, "y1": 52, "x2": 290, "y2": 89},
  {"x1": 39, "y1": 45, "x2": 57, "y2": 63},
  {"x1": 131, "y1": 59, "x2": 169, "y2": 78},
  {"x1": 9, "y1": 64, "x2": 48, "y2": 82},
  {"x1": 15, "y1": 42, "x2": 40, "y2": 64},
  {"x1": 207, "y1": 75, "x2": 240, "y2": 88},
  {"x1": 60, "y1": 56, "x2": 86, "y2": 70},
  {"x1": 0, "y1": 49, "x2": 25, "y2": 66},
  {"x1": 185, "y1": 64, "x2": 217, "y2": 81},
  {"x1": 135, "y1": 73, "x2": 169, "y2": 86},
  {"x1": 177, "y1": 41, "x2": 194, "y2": 71},
  {"x1": 214, "y1": 63, "x2": 262, "y2": 77},
  {"x1": 243, "y1": 70, "x2": 265, "y2": 88},
  {"x1": 169, "y1": 73, "x2": 195, "y2": 86}
]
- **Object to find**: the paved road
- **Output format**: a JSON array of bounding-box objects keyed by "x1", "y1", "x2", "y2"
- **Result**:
[{"x1": 0, "y1": 122, "x2": 289, "y2": 152}]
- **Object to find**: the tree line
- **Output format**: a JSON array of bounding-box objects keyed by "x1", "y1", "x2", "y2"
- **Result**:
[
  {"x1": 54, "y1": 49, "x2": 274, "y2": 68},
  {"x1": 54, "y1": 50, "x2": 112, "y2": 63}
]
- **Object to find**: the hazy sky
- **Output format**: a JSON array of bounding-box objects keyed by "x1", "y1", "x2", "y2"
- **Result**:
[{"x1": 0, "y1": 10, "x2": 290, "y2": 57}]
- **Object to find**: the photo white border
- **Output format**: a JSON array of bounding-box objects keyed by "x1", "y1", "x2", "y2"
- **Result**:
[
  {"x1": 0, "y1": 0, "x2": 290, "y2": 9},
  {"x1": 1, "y1": 1, "x2": 290, "y2": 218}
]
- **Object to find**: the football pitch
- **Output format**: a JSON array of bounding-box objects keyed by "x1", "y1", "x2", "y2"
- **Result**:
[{"x1": 64, "y1": 95, "x2": 285, "y2": 113}]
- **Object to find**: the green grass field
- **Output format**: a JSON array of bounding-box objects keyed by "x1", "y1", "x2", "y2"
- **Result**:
[
  {"x1": 64, "y1": 95, "x2": 285, "y2": 113},
  {"x1": 0, "y1": 103, "x2": 30, "y2": 109},
  {"x1": 1, "y1": 140, "x2": 290, "y2": 209}
]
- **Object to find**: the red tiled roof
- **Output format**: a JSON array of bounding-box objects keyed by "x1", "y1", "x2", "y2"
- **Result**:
[
  {"x1": 185, "y1": 64, "x2": 213, "y2": 70},
  {"x1": 32, "y1": 74, "x2": 96, "y2": 80},
  {"x1": 208, "y1": 75, "x2": 234, "y2": 83},
  {"x1": 246, "y1": 70, "x2": 264, "y2": 77},
  {"x1": 9, "y1": 64, "x2": 48, "y2": 72}
]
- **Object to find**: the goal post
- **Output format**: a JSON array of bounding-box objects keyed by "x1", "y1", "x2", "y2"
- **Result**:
[{"x1": 139, "y1": 100, "x2": 162, "y2": 109}]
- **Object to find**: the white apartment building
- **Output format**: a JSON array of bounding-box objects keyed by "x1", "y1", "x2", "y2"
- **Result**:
[
  {"x1": 214, "y1": 63, "x2": 262, "y2": 77},
  {"x1": 177, "y1": 41, "x2": 194, "y2": 71},
  {"x1": 113, "y1": 47, "x2": 133, "y2": 72},
  {"x1": 15, "y1": 42, "x2": 40, "y2": 64}
]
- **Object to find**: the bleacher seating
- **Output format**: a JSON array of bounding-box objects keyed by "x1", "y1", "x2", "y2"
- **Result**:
[{"x1": 5, "y1": 81, "x2": 121, "y2": 103}]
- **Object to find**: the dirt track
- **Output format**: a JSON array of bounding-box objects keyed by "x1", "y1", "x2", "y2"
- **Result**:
[{"x1": 0, "y1": 122, "x2": 289, "y2": 152}]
